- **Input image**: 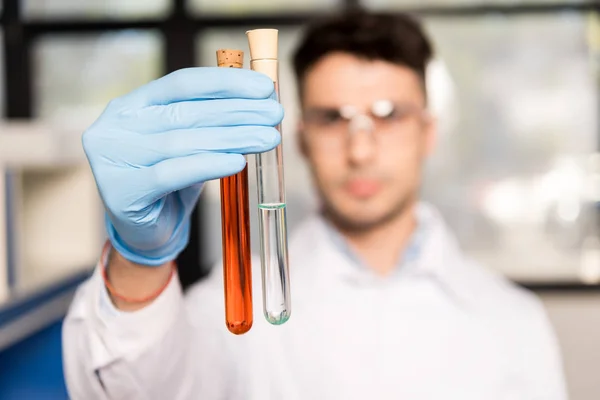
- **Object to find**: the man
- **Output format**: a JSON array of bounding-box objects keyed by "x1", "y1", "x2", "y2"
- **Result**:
[{"x1": 63, "y1": 11, "x2": 567, "y2": 399}]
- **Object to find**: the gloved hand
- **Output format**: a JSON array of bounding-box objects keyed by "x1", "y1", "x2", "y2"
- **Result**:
[{"x1": 82, "y1": 67, "x2": 283, "y2": 266}]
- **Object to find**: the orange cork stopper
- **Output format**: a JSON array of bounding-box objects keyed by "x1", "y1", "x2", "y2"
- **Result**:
[{"x1": 217, "y1": 49, "x2": 244, "y2": 68}]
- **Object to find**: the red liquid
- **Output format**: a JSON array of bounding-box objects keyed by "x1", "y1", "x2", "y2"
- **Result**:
[{"x1": 220, "y1": 166, "x2": 253, "y2": 334}]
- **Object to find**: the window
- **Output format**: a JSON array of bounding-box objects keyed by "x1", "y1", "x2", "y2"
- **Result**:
[
  {"x1": 366, "y1": 0, "x2": 589, "y2": 9},
  {"x1": 188, "y1": 0, "x2": 341, "y2": 16},
  {"x1": 421, "y1": 12, "x2": 599, "y2": 282},
  {"x1": 194, "y1": 11, "x2": 599, "y2": 284},
  {"x1": 23, "y1": 0, "x2": 171, "y2": 20},
  {"x1": 1, "y1": 0, "x2": 598, "y2": 295},
  {"x1": 33, "y1": 31, "x2": 163, "y2": 122}
]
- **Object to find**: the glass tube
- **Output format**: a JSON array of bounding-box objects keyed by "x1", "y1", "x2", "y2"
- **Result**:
[
  {"x1": 217, "y1": 49, "x2": 253, "y2": 335},
  {"x1": 247, "y1": 29, "x2": 291, "y2": 325}
]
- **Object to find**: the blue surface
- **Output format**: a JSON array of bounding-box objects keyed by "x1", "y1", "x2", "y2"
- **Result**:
[
  {"x1": 0, "y1": 320, "x2": 69, "y2": 400},
  {"x1": 0, "y1": 270, "x2": 90, "y2": 328}
]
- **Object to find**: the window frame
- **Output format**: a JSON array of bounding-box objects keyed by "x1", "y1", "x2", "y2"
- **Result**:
[{"x1": 1, "y1": 0, "x2": 598, "y2": 291}]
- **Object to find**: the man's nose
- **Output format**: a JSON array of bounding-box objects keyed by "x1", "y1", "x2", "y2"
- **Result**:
[{"x1": 347, "y1": 115, "x2": 377, "y2": 165}]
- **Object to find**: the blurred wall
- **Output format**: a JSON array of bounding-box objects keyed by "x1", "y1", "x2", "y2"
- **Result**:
[{"x1": 540, "y1": 293, "x2": 600, "y2": 400}]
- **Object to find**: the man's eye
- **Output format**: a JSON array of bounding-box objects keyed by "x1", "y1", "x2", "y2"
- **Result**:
[
  {"x1": 316, "y1": 110, "x2": 343, "y2": 124},
  {"x1": 381, "y1": 109, "x2": 401, "y2": 120}
]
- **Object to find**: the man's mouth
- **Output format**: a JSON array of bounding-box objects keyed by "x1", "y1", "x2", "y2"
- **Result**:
[{"x1": 344, "y1": 179, "x2": 382, "y2": 198}]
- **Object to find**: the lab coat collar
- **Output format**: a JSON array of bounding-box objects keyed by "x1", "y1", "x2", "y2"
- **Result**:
[
  {"x1": 409, "y1": 203, "x2": 481, "y2": 308},
  {"x1": 293, "y1": 202, "x2": 479, "y2": 308}
]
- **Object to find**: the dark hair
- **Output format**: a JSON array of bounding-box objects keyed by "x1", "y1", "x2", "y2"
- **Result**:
[{"x1": 292, "y1": 10, "x2": 433, "y2": 95}]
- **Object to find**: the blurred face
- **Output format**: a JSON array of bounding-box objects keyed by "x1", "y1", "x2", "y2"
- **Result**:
[{"x1": 298, "y1": 52, "x2": 435, "y2": 231}]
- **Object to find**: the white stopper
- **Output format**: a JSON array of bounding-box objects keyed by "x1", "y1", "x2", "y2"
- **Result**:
[{"x1": 246, "y1": 29, "x2": 279, "y2": 60}]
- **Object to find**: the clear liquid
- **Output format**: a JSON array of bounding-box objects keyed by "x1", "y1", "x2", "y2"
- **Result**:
[{"x1": 258, "y1": 202, "x2": 291, "y2": 325}]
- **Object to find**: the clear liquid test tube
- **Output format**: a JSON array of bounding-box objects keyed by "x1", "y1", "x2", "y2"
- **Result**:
[
  {"x1": 246, "y1": 29, "x2": 291, "y2": 325},
  {"x1": 217, "y1": 49, "x2": 253, "y2": 335}
]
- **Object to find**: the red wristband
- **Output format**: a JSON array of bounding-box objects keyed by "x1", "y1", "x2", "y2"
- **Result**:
[{"x1": 100, "y1": 241, "x2": 176, "y2": 304}]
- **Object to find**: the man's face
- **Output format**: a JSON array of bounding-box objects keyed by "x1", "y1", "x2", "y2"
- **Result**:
[{"x1": 299, "y1": 52, "x2": 435, "y2": 230}]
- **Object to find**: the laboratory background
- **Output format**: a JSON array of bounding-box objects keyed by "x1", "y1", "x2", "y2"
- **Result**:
[{"x1": 0, "y1": 0, "x2": 598, "y2": 398}]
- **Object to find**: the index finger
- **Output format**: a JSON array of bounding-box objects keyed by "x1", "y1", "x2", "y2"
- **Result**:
[{"x1": 114, "y1": 67, "x2": 275, "y2": 109}]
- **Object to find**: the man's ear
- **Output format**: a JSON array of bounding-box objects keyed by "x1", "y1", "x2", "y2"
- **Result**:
[{"x1": 297, "y1": 119, "x2": 308, "y2": 158}]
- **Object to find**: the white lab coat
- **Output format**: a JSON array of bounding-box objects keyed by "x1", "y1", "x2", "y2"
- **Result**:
[{"x1": 63, "y1": 203, "x2": 568, "y2": 400}]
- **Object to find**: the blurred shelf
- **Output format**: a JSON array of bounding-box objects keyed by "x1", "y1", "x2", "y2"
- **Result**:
[
  {"x1": 520, "y1": 281, "x2": 600, "y2": 292},
  {"x1": 0, "y1": 122, "x2": 87, "y2": 168},
  {"x1": 0, "y1": 122, "x2": 104, "y2": 338},
  {"x1": 0, "y1": 268, "x2": 92, "y2": 351}
]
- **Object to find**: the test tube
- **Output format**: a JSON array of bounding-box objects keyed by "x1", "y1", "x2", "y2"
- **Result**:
[
  {"x1": 246, "y1": 29, "x2": 291, "y2": 325},
  {"x1": 217, "y1": 49, "x2": 253, "y2": 335}
]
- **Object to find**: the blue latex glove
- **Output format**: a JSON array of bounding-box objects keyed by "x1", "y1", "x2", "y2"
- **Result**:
[{"x1": 82, "y1": 67, "x2": 283, "y2": 266}]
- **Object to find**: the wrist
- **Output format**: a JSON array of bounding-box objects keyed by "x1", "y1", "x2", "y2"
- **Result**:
[{"x1": 102, "y1": 241, "x2": 176, "y2": 311}]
